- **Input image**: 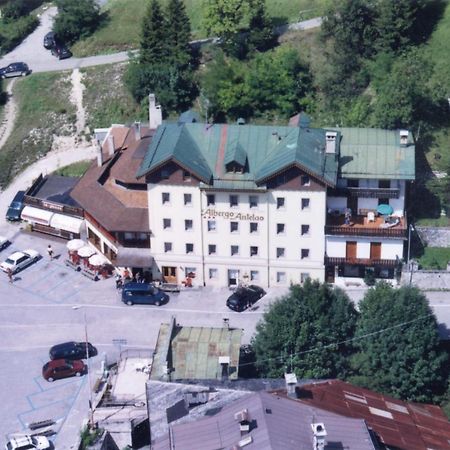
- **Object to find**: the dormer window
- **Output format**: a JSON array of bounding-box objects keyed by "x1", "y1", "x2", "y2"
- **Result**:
[
  {"x1": 224, "y1": 143, "x2": 247, "y2": 173},
  {"x1": 226, "y1": 162, "x2": 245, "y2": 173}
]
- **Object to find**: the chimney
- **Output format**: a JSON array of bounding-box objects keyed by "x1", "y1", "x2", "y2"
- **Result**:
[
  {"x1": 149, "y1": 93, "x2": 162, "y2": 130},
  {"x1": 311, "y1": 423, "x2": 327, "y2": 450},
  {"x1": 325, "y1": 131, "x2": 337, "y2": 154},
  {"x1": 107, "y1": 134, "x2": 115, "y2": 157},
  {"x1": 284, "y1": 372, "x2": 298, "y2": 399},
  {"x1": 400, "y1": 130, "x2": 409, "y2": 147},
  {"x1": 134, "y1": 121, "x2": 141, "y2": 141},
  {"x1": 96, "y1": 139, "x2": 103, "y2": 167}
]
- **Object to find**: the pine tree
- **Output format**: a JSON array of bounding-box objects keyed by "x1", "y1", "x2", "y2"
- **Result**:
[
  {"x1": 140, "y1": 0, "x2": 169, "y2": 65},
  {"x1": 246, "y1": 0, "x2": 276, "y2": 54},
  {"x1": 166, "y1": 0, "x2": 192, "y2": 67}
]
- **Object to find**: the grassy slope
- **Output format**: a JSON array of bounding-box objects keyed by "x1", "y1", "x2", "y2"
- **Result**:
[
  {"x1": 418, "y1": 247, "x2": 450, "y2": 270},
  {"x1": 54, "y1": 161, "x2": 92, "y2": 177},
  {"x1": 0, "y1": 73, "x2": 76, "y2": 188},
  {"x1": 72, "y1": 0, "x2": 325, "y2": 57}
]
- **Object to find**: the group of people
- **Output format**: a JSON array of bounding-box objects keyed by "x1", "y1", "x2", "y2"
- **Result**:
[{"x1": 115, "y1": 269, "x2": 146, "y2": 289}]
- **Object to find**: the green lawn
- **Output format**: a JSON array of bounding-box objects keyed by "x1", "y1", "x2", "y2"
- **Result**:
[
  {"x1": 418, "y1": 247, "x2": 450, "y2": 270},
  {"x1": 72, "y1": 0, "x2": 325, "y2": 57},
  {"x1": 54, "y1": 161, "x2": 92, "y2": 177},
  {"x1": 0, "y1": 72, "x2": 76, "y2": 188}
]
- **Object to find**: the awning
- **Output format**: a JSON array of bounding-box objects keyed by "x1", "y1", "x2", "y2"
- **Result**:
[
  {"x1": 50, "y1": 213, "x2": 84, "y2": 234},
  {"x1": 21, "y1": 206, "x2": 54, "y2": 226},
  {"x1": 116, "y1": 247, "x2": 153, "y2": 268}
]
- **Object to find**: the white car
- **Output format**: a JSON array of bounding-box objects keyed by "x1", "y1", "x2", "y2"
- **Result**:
[
  {"x1": 0, "y1": 235, "x2": 10, "y2": 251},
  {"x1": 5, "y1": 435, "x2": 50, "y2": 450},
  {"x1": 0, "y1": 249, "x2": 40, "y2": 274}
]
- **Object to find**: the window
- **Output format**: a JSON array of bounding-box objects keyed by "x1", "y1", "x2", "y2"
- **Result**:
[
  {"x1": 301, "y1": 224, "x2": 310, "y2": 235},
  {"x1": 183, "y1": 170, "x2": 191, "y2": 181},
  {"x1": 209, "y1": 268, "x2": 218, "y2": 279},
  {"x1": 230, "y1": 195, "x2": 238, "y2": 207},
  {"x1": 249, "y1": 195, "x2": 258, "y2": 208},
  {"x1": 124, "y1": 232, "x2": 135, "y2": 240},
  {"x1": 250, "y1": 222, "x2": 258, "y2": 233},
  {"x1": 208, "y1": 244, "x2": 216, "y2": 255},
  {"x1": 277, "y1": 223, "x2": 285, "y2": 234},
  {"x1": 378, "y1": 198, "x2": 389, "y2": 206},
  {"x1": 250, "y1": 270, "x2": 259, "y2": 281},
  {"x1": 185, "y1": 267, "x2": 196, "y2": 277},
  {"x1": 301, "y1": 175, "x2": 310, "y2": 186},
  {"x1": 301, "y1": 249, "x2": 310, "y2": 259},
  {"x1": 230, "y1": 221, "x2": 239, "y2": 233},
  {"x1": 276, "y1": 247, "x2": 285, "y2": 258},
  {"x1": 184, "y1": 193, "x2": 192, "y2": 205},
  {"x1": 301, "y1": 273, "x2": 310, "y2": 283},
  {"x1": 276, "y1": 197, "x2": 285, "y2": 209},
  {"x1": 185, "y1": 219, "x2": 193, "y2": 231},
  {"x1": 161, "y1": 169, "x2": 169, "y2": 179},
  {"x1": 301, "y1": 198, "x2": 310, "y2": 209},
  {"x1": 250, "y1": 246, "x2": 258, "y2": 257},
  {"x1": 164, "y1": 242, "x2": 172, "y2": 253},
  {"x1": 162, "y1": 192, "x2": 170, "y2": 204},
  {"x1": 277, "y1": 272, "x2": 286, "y2": 283},
  {"x1": 186, "y1": 243, "x2": 194, "y2": 254},
  {"x1": 163, "y1": 218, "x2": 171, "y2": 229},
  {"x1": 231, "y1": 245, "x2": 239, "y2": 256},
  {"x1": 207, "y1": 194, "x2": 215, "y2": 206},
  {"x1": 208, "y1": 220, "x2": 216, "y2": 232},
  {"x1": 347, "y1": 179, "x2": 359, "y2": 188},
  {"x1": 379, "y1": 180, "x2": 390, "y2": 189}
]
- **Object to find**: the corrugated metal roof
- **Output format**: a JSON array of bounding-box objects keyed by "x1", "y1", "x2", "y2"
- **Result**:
[
  {"x1": 294, "y1": 380, "x2": 450, "y2": 450},
  {"x1": 336, "y1": 127, "x2": 415, "y2": 180}
]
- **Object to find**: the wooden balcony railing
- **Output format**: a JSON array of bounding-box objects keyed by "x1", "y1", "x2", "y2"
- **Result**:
[
  {"x1": 329, "y1": 187, "x2": 400, "y2": 199},
  {"x1": 24, "y1": 195, "x2": 84, "y2": 218},
  {"x1": 325, "y1": 256, "x2": 399, "y2": 267}
]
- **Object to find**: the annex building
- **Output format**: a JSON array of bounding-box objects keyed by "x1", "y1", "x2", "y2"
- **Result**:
[{"x1": 71, "y1": 95, "x2": 415, "y2": 287}]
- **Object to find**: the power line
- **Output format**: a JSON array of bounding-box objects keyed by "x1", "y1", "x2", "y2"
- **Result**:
[{"x1": 239, "y1": 313, "x2": 433, "y2": 369}]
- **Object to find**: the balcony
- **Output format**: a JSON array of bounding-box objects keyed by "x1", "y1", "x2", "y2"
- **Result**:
[
  {"x1": 325, "y1": 256, "x2": 399, "y2": 267},
  {"x1": 325, "y1": 214, "x2": 407, "y2": 239},
  {"x1": 329, "y1": 187, "x2": 400, "y2": 199}
]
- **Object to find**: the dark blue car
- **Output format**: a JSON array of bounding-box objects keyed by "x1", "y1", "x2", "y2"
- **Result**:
[
  {"x1": 6, "y1": 190, "x2": 25, "y2": 221},
  {"x1": 121, "y1": 282, "x2": 169, "y2": 306}
]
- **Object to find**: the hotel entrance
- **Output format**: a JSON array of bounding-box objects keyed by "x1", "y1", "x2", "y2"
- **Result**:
[
  {"x1": 162, "y1": 266, "x2": 177, "y2": 283},
  {"x1": 228, "y1": 269, "x2": 240, "y2": 287}
]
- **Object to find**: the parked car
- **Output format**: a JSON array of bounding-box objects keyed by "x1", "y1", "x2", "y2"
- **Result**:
[
  {"x1": 43, "y1": 31, "x2": 56, "y2": 49},
  {"x1": 42, "y1": 358, "x2": 86, "y2": 382},
  {"x1": 226, "y1": 285, "x2": 266, "y2": 312},
  {"x1": 0, "y1": 235, "x2": 11, "y2": 251},
  {"x1": 6, "y1": 190, "x2": 25, "y2": 221},
  {"x1": 5, "y1": 435, "x2": 50, "y2": 450},
  {"x1": 49, "y1": 341, "x2": 97, "y2": 360},
  {"x1": 121, "y1": 282, "x2": 169, "y2": 306},
  {"x1": 0, "y1": 62, "x2": 31, "y2": 79},
  {"x1": 0, "y1": 249, "x2": 40, "y2": 274},
  {"x1": 51, "y1": 44, "x2": 72, "y2": 60}
]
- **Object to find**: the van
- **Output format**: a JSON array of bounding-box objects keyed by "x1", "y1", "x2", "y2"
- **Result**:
[
  {"x1": 121, "y1": 282, "x2": 169, "y2": 306},
  {"x1": 6, "y1": 190, "x2": 25, "y2": 221}
]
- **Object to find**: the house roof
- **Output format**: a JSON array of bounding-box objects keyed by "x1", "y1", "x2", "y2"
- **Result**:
[
  {"x1": 152, "y1": 390, "x2": 376, "y2": 450},
  {"x1": 27, "y1": 175, "x2": 80, "y2": 207},
  {"x1": 336, "y1": 127, "x2": 415, "y2": 180},
  {"x1": 292, "y1": 380, "x2": 450, "y2": 450}
]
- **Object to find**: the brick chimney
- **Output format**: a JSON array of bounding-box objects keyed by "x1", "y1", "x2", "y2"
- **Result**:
[
  {"x1": 149, "y1": 93, "x2": 162, "y2": 130},
  {"x1": 311, "y1": 423, "x2": 327, "y2": 450}
]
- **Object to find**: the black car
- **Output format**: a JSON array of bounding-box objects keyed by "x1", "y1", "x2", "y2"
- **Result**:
[
  {"x1": 49, "y1": 341, "x2": 98, "y2": 360},
  {"x1": 43, "y1": 31, "x2": 56, "y2": 49},
  {"x1": 6, "y1": 190, "x2": 25, "y2": 221},
  {"x1": 51, "y1": 44, "x2": 72, "y2": 60},
  {"x1": 226, "y1": 285, "x2": 266, "y2": 312},
  {"x1": 0, "y1": 62, "x2": 31, "y2": 79}
]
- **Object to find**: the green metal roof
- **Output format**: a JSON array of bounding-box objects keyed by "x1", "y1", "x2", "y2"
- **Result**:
[
  {"x1": 224, "y1": 139, "x2": 247, "y2": 167},
  {"x1": 335, "y1": 128, "x2": 415, "y2": 180}
]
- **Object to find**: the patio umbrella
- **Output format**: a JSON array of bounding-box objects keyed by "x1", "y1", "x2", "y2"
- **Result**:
[
  {"x1": 66, "y1": 239, "x2": 85, "y2": 251},
  {"x1": 377, "y1": 204, "x2": 393, "y2": 216},
  {"x1": 77, "y1": 246, "x2": 96, "y2": 258},
  {"x1": 88, "y1": 254, "x2": 107, "y2": 267}
]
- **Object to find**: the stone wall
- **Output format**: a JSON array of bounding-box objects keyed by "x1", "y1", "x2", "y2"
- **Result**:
[
  {"x1": 416, "y1": 227, "x2": 450, "y2": 247},
  {"x1": 401, "y1": 269, "x2": 450, "y2": 290}
]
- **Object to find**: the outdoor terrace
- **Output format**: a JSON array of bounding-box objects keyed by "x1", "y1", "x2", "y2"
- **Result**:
[{"x1": 325, "y1": 214, "x2": 407, "y2": 239}]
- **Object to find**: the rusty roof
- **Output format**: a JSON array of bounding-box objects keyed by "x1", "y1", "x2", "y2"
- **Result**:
[{"x1": 287, "y1": 380, "x2": 450, "y2": 450}]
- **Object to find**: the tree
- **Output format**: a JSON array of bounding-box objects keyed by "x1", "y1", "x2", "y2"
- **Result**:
[
  {"x1": 53, "y1": 0, "x2": 101, "y2": 44},
  {"x1": 166, "y1": 0, "x2": 192, "y2": 67},
  {"x1": 140, "y1": 0, "x2": 169, "y2": 65},
  {"x1": 350, "y1": 283, "x2": 448, "y2": 402},
  {"x1": 246, "y1": 0, "x2": 276, "y2": 54},
  {"x1": 251, "y1": 279, "x2": 358, "y2": 379}
]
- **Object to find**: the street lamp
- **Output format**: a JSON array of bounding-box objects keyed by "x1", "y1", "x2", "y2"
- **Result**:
[{"x1": 72, "y1": 305, "x2": 95, "y2": 428}]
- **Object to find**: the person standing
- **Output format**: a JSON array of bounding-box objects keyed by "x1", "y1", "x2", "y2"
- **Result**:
[
  {"x1": 47, "y1": 244, "x2": 54, "y2": 260},
  {"x1": 6, "y1": 268, "x2": 13, "y2": 283}
]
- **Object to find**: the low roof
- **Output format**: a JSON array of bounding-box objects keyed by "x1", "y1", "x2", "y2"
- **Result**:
[
  {"x1": 153, "y1": 391, "x2": 376, "y2": 450},
  {"x1": 293, "y1": 380, "x2": 450, "y2": 450},
  {"x1": 29, "y1": 175, "x2": 80, "y2": 206}
]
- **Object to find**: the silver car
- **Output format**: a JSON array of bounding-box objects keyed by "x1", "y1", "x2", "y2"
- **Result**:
[{"x1": 0, "y1": 249, "x2": 40, "y2": 274}]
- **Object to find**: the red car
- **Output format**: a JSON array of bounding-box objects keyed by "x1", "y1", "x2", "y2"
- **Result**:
[{"x1": 42, "y1": 359, "x2": 86, "y2": 382}]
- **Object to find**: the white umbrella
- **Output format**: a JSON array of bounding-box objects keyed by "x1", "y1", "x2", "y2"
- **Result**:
[
  {"x1": 77, "y1": 246, "x2": 96, "y2": 258},
  {"x1": 66, "y1": 239, "x2": 85, "y2": 251},
  {"x1": 88, "y1": 254, "x2": 107, "y2": 266}
]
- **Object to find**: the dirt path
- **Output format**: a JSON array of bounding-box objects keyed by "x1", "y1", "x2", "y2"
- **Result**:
[
  {"x1": 71, "y1": 68, "x2": 86, "y2": 135},
  {"x1": 0, "y1": 79, "x2": 18, "y2": 151}
]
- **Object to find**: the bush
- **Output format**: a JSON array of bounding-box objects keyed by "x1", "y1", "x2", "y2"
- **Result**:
[
  {"x1": 2, "y1": 0, "x2": 46, "y2": 22},
  {"x1": 0, "y1": 15, "x2": 39, "y2": 55}
]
